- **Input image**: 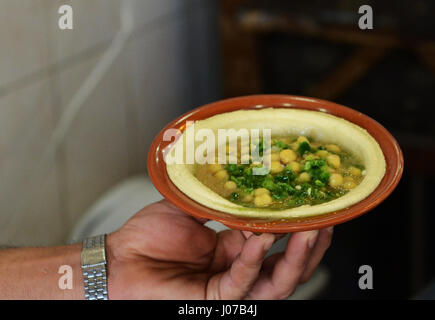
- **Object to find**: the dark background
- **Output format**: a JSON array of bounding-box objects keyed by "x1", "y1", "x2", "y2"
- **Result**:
[{"x1": 217, "y1": 0, "x2": 435, "y2": 299}]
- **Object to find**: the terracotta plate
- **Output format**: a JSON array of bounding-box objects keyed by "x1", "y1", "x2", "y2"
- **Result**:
[{"x1": 147, "y1": 95, "x2": 404, "y2": 233}]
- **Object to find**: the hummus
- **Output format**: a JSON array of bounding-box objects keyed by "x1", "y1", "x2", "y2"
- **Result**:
[{"x1": 166, "y1": 108, "x2": 386, "y2": 219}]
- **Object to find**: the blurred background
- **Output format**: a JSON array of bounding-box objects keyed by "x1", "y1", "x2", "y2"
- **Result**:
[{"x1": 1, "y1": 0, "x2": 434, "y2": 299}]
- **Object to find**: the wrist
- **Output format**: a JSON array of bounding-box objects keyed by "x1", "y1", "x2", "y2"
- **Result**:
[
  {"x1": 105, "y1": 232, "x2": 122, "y2": 300},
  {"x1": 0, "y1": 244, "x2": 84, "y2": 299}
]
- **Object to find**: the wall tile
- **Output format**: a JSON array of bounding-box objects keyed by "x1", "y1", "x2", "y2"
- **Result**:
[
  {"x1": 120, "y1": 14, "x2": 195, "y2": 173},
  {"x1": 126, "y1": 0, "x2": 181, "y2": 28},
  {"x1": 120, "y1": 1, "x2": 221, "y2": 174},
  {"x1": 0, "y1": 0, "x2": 220, "y2": 245},
  {"x1": 0, "y1": 78, "x2": 64, "y2": 246},
  {"x1": 45, "y1": 0, "x2": 121, "y2": 64},
  {"x1": 0, "y1": 0, "x2": 49, "y2": 88},
  {"x1": 52, "y1": 51, "x2": 130, "y2": 228}
]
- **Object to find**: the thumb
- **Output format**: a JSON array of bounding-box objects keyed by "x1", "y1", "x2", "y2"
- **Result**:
[{"x1": 208, "y1": 233, "x2": 275, "y2": 299}]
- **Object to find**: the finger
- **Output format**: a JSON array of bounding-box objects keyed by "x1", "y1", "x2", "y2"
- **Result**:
[
  {"x1": 242, "y1": 231, "x2": 287, "y2": 241},
  {"x1": 214, "y1": 231, "x2": 285, "y2": 272},
  {"x1": 248, "y1": 230, "x2": 318, "y2": 299},
  {"x1": 270, "y1": 230, "x2": 318, "y2": 298},
  {"x1": 272, "y1": 230, "x2": 318, "y2": 285},
  {"x1": 242, "y1": 231, "x2": 253, "y2": 239},
  {"x1": 273, "y1": 233, "x2": 288, "y2": 241},
  {"x1": 299, "y1": 227, "x2": 333, "y2": 283},
  {"x1": 216, "y1": 233, "x2": 275, "y2": 299},
  {"x1": 261, "y1": 252, "x2": 283, "y2": 276},
  {"x1": 257, "y1": 233, "x2": 291, "y2": 273},
  {"x1": 208, "y1": 230, "x2": 247, "y2": 273}
]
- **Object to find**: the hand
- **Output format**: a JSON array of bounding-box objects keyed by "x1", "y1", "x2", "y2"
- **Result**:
[{"x1": 106, "y1": 200, "x2": 333, "y2": 299}]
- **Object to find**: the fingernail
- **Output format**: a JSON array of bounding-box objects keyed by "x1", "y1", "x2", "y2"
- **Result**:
[
  {"x1": 326, "y1": 226, "x2": 334, "y2": 234},
  {"x1": 242, "y1": 231, "x2": 253, "y2": 239},
  {"x1": 307, "y1": 230, "x2": 319, "y2": 248}
]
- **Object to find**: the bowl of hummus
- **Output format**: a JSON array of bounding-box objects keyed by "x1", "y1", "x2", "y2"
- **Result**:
[{"x1": 148, "y1": 95, "x2": 403, "y2": 232}]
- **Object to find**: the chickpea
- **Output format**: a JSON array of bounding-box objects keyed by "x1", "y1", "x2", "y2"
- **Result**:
[
  {"x1": 254, "y1": 194, "x2": 273, "y2": 207},
  {"x1": 270, "y1": 161, "x2": 284, "y2": 174},
  {"x1": 326, "y1": 144, "x2": 341, "y2": 153},
  {"x1": 298, "y1": 172, "x2": 311, "y2": 182},
  {"x1": 326, "y1": 166, "x2": 335, "y2": 173},
  {"x1": 327, "y1": 154, "x2": 341, "y2": 168},
  {"x1": 271, "y1": 146, "x2": 281, "y2": 153},
  {"x1": 304, "y1": 153, "x2": 319, "y2": 160},
  {"x1": 349, "y1": 166, "x2": 362, "y2": 177},
  {"x1": 343, "y1": 176, "x2": 354, "y2": 182},
  {"x1": 224, "y1": 181, "x2": 237, "y2": 190},
  {"x1": 208, "y1": 163, "x2": 223, "y2": 173},
  {"x1": 310, "y1": 141, "x2": 321, "y2": 148},
  {"x1": 214, "y1": 169, "x2": 229, "y2": 181},
  {"x1": 329, "y1": 173, "x2": 343, "y2": 187},
  {"x1": 343, "y1": 181, "x2": 357, "y2": 189},
  {"x1": 254, "y1": 188, "x2": 270, "y2": 196},
  {"x1": 279, "y1": 149, "x2": 297, "y2": 164},
  {"x1": 288, "y1": 161, "x2": 301, "y2": 173},
  {"x1": 271, "y1": 153, "x2": 281, "y2": 161},
  {"x1": 296, "y1": 136, "x2": 309, "y2": 144},
  {"x1": 316, "y1": 150, "x2": 329, "y2": 158},
  {"x1": 242, "y1": 194, "x2": 254, "y2": 202}
]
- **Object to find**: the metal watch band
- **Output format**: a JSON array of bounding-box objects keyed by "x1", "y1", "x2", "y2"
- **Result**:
[{"x1": 81, "y1": 234, "x2": 108, "y2": 300}]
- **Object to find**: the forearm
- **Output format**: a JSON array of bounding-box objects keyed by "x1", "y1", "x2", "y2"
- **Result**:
[{"x1": 0, "y1": 243, "x2": 84, "y2": 299}]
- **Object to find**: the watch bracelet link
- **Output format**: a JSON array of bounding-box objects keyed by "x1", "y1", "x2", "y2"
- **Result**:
[{"x1": 81, "y1": 234, "x2": 108, "y2": 300}]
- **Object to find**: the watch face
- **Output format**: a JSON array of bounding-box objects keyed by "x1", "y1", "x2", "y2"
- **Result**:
[{"x1": 81, "y1": 235, "x2": 106, "y2": 266}]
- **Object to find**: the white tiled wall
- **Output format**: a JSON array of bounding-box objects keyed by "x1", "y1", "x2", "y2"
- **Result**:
[
  {"x1": 0, "y1": 1, "x2": 50, "y2": 88},
  {"x1": 45, "y1": 0, "x2": 122, "y2": 63},
  {"x1": 53, "y1": 53, "x2": 131, "y2": 229},
  {"x1": 0, "y1": 0, "x2": 220, "y2": 246},
  {"x1": 0, "y1": 77, "x2": 64, "y2": 246}
]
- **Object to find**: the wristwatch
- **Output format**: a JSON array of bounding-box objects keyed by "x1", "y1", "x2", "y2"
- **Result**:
[{"x1": 81, "y1": 234, "x2": 108, "y2": 300}]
